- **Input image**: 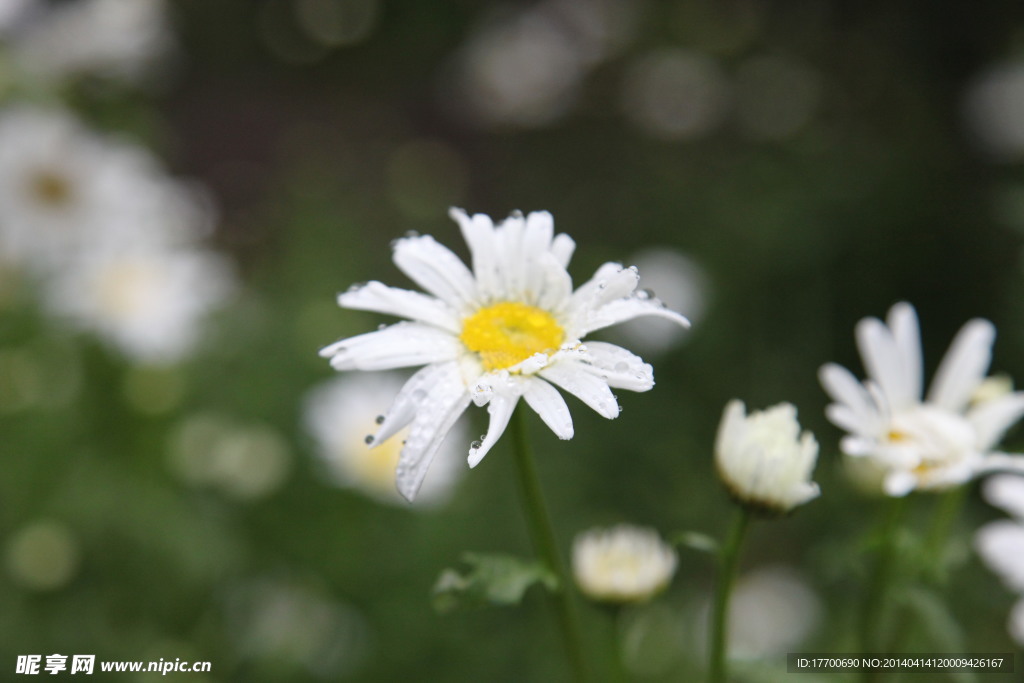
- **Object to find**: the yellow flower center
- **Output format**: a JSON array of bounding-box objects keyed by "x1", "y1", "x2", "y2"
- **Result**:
[
  {"x1": 459, "y1": 301, "x2": 564, "y2": 371},
  {"x1": 30, "y1": 169, "x2": 74, "y2": 207}
]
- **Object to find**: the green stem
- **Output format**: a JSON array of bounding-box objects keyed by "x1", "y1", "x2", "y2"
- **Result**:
[
  {"x1": 860, "y1": 495, "x2": 909, "y2": 683},
  {"x1": 709, "y1": 506, "x2": 752, "y2": 683},
  {"x1": 509, "y1": 408, "x2": 590, "y2": 683},
  {"x1": 924, "y1": 486, "x2": 967, "y2": 581}
]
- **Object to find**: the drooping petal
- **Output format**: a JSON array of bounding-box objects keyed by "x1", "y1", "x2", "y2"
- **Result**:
[
  {"x1": 540, "y1": 360, "x2": 620, "y2": 419},
  {"x1": 856, "y1": 315, "x2": 915, "y2": 412},
  {"x1": 320, "y1": 322, "x2": 460, "y2": 370},
  {"x1": 338, "y1": 281, "x2": 460, "y2": 333},
  {"x1": 523, "y1": 376, "x2": 574, "y2": 440},
  {"x1": 392, "y1": 234, "x2": 476, "y2": 308},
  {"x1": 968, "y1": 392, "x2": 1024, "y2": 451},
  {"x1": 927, "y1": 319, "x2": 995, "y2": 412},
  {"x1": 395, "y1": 366, "x2": 472, "y2": 501},
  {"x1": 580, "y1": 341, "x2": 654, "y2": 392},
  {"x1": 574, "y1": 296, "x2": 690, "y2": 337},
  {"x1": 373, "y1": 362, "x2": 458, "y2": 445},
  {"x1": 468, "y1": 391, "x2": 519, "y2": 467}
]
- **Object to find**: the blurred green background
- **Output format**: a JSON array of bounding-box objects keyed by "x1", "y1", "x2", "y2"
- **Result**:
[{"x1": 3, "y1": 0, "x2": 1024, "y2": 680}]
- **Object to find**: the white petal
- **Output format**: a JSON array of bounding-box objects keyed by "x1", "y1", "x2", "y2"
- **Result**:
[
  {"x1": 826, "y1": 404, "x2": 872, "y2": 436},
  {"x1": 496, "y1": 212, "x2": 528, "y2": 300},
  {"x1": 593, "y1": 266, "x2": 640, "y2": 308},
  {"x1": 535, "y1": 252, "x2": 574, "y2": 312},
  {"x1": 975, "y1": 520, "x2": 1024, "y2": 592},
  {"x1": 968, "y1": 392, "x2": 1024, "y2": 451},
  {"x1": 819, "y1": 363, "x2": 882, "y2": 432},
  {"x1": 392, "y1": 234, "x2": 476, "y2": 308},
  {"x1": 550, "y1": 233, "x2": 576, "y2": 268},
  {"x1": 395, "y1": 368, "x2": 471, "y2": 501},
  {"x1": 523, "y1": 377, "x2": 574, "y2": 440},
  {"x1": 927, "y1": 319, "x2": 995, "y2": 412},
  {"x1": 468, "y1": 392, "x2": 519, "y2": 467},
  {"x1": 373, "y1": 362, "x2": 457, "y2": 445},
  {"x1": 540, "y1": 361, "x2": 620, "y2": 419},
  {"x1": 887, "y1": 302, "x2": 923, "y2": 402},
  {"x1": 451, "y1": 208, "x2": 500, "y2": 302},
  {"x1": 975, "y1": 453, "x2": 1024, "y2": 478},
  {"x1": 856, "y1": 315, "x2": 915, "y2": 411},
  {"x1": 580, "y1": 341, "x2": 654, "y2": 392},
  {"x1": 575, "y1": 297, "x2": 690, "y2": 338},
  {"x1": 569, "y1": 262, "x2": 624, "y2": 313},
  {"x1": 338, "y1": 281, "x2": 460, "y2": 333},
  {"x1": 320, "y1": 322, "x2": 460, "y2": 370},
  {"x1": 982, "y1": 474, "x2": 1024, "y2": 520},
  {"x1": 883, "y1": 470, "x2": 917, "y2": 496},
  {"x1": 522, "y1": 211, "x2": 555, "y2": 290}
]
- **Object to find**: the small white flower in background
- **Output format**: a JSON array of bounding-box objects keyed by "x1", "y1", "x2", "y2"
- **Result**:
[
  {"x1": 303, "y1": 373, "x2": 466, "y2": 506},
  {"x1": 721, "y1": 566, "x2": 822, "y2": 660},
  {"x1": 975, "y1": 474, "x2": 1024, "y2": 646},
  {"x1": 3, "y1": 0, "x2": 173, "y2": 85},
  {"x1": 820, "y1": 302, "x2": 1024, "y2": 497},
  {"x1": 319, "y1": 208, "x2": 689, "y2": 501},
  {"x1": 41, "y1": 246, "x2": 235, "y2": 364},
  {"x1": 0, "y1": 105, "x2": 210, "y2": 271},
  {"x1": 715, "y1": 400, "x2": 820, "y2": 514},
  {"x1": 572, "y1": 524, "x2": 677, "y2": 603}
]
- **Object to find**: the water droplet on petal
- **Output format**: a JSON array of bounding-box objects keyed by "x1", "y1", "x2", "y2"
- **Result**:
[
  {"x1": 364, "y1": 435, "x2": 374, "y2": 444},
  {"x1": 411, "y1": 389, "x2": 427, "y2": 402},
  {"x1": 470, "y1": 440, "x2": 482, "y2": 450},
  {"x1": 375, "y1": 415, "x2": 385, "y2": 424},
  {"x1": 614, "y1": 361, "x2": 629, "y2": 372},
  {"x1": 346, "y1": 282, "x2": 366, "y2": 293}
]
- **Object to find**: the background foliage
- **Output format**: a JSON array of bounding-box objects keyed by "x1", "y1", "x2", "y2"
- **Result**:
[{"x1": 3, "y1": 1, "x2": 1024, "y2": 680}]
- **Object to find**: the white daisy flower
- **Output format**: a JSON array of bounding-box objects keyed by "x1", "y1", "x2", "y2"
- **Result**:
[
  {"x1": 5, "y1": 0, "x2": 173, "y2": 85},
  {"x1": 820, "y1": 302, "x2": 1024, "y2": 496},
  {"x1": 41, "y1": 245, "x2": 234, "y2": 364},
  {"x1": 319, "y1": 208, "x2": 689, "y2": 501},
  {"x1": 0, "y1": 105, "x2": 208, "y2": 270},
  {"x1": 303, "y1": 373, "x2": 465, "y2": 507},
  {"x1": 976, "y1": 475, "x2": 1024, "y2": 646},
  {"x1": 572, "y1": 524, "x2": 678, "y2": 603},
  {"x1": 714, "y1": 400, "x2": 820, "y2": 514}
]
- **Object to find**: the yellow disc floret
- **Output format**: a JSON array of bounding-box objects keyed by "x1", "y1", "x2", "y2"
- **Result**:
[{"x1": 460, "y1": 302, "x2": 564, "y2": 371}]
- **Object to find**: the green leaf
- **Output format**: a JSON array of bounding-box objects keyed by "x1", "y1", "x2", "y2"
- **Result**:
[
  {"x1": 672, "y1": 531, "x2": 719, "y2": 556},
  {"x1": 432, "y1": 553, "x2": 558, "y2": 613}
]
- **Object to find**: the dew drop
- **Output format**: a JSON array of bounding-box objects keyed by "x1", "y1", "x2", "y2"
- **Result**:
[
  {"x1": 375, "y1": 415, "x2": 385, "y2": 424},
  {"x1": 364, "y1": 435, "x2": 374, "y2": 444},
  {"x1": 470, "y1": 440, "x2": 482, "y2": 450},
  {"x1": 377, "y1": 323, "x2": 387, "y2": 330},
  {"x1": 346, "y1": 282, "x2": 366, "y2": 293},
  {"x1": 411, "y1": 389, "x2": 427, "y2": 402},
  {"x1": 613, "y1": 361, "x2": 629, "y2": 372}
]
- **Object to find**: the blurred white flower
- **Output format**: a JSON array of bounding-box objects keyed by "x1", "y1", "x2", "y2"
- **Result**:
[
  {"x1": 621, "y1": 49, "x2": 730, "y2": 140},
  {"x1": 319, "y1": 208, "x2": 688, "y2": 501},
  {"x1": 5, "y1": 0, "x2": 173, "y2": 84},
  {"x1": 715, "y1": 400, "x2": 819, "y2": 514},
  {"x1": 724, "y1": 566, "x2": 822, "y2": 659},
  {"x1": 41, "y1": 245, "x2": 235, "y2": 364},
  {"x1": 820, "y1": 302, "x2": 1024, "y2": 496},
  {"x1": 168, "y1": 414, "x2": 292, "y2": 500},
  {"x1": 447, "y1": 0, "x2": 640, "y2": 128},
  {"x1": 226, "y1": 577, "x2": 370, "y2": 678},
  {"x1": 976, "y1": 475, "x2": 1024, "y2": 646},
  {"x1": 303, "y1": 373, "x2": 466, "y2": 506},
  {"x1": 964, "y1": 59, "x2": 1024, "y2": 161},
  {"x1": 0, "y1": 105, "x2": 209, "y2": 271},
  {"x1": 572, "y1": 524, "x2": 677, "y2": 603},
  {"x1": 4, "y1": 519, "x2": 80, "y2": 591}
]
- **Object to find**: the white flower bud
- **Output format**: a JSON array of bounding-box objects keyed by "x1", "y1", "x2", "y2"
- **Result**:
[
  {"x1": 572, "y1": 524, "x2": 677, "y2": 603},
  {"x1": 715, "y1": 400, "x2": 820, "y2": 514}
]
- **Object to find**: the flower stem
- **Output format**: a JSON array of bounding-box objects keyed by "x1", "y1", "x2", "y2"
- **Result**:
[
  {"x1": 509, "y1": 407, "x2": 590, "y2": 683},
  {"x1": 924, "y1": 486, "x2": 967, "y2": 579},
  {"x1": 859, "y1": 495, "x2": 909, "y2": 683},
  {"x1": 709, "y1": 506, "x2": 752, "y2": 683}
]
